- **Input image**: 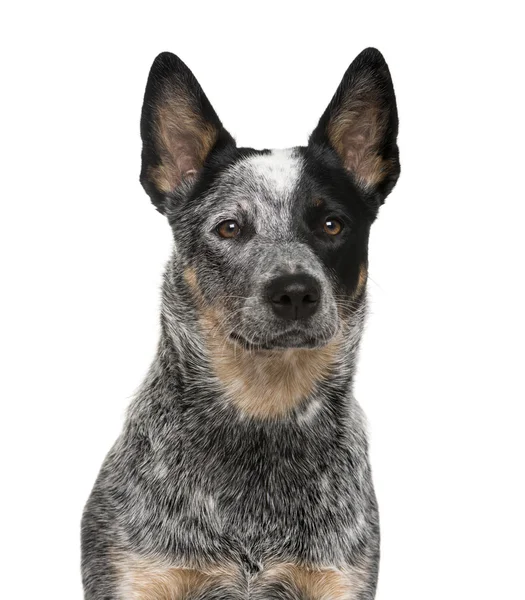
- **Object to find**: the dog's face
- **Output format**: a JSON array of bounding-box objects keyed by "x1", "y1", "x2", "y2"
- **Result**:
[{"x1": 140, "y1": 50, "x2": 399, "y2": 350}]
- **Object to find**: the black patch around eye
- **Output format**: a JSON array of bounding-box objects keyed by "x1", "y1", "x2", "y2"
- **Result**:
[
  {"x1": 298, "y1": 144, "x2": 378, "y2": 222},
  {"x1": 301, "y1": 200, "x2": 352, "y2": 242},
  {"x1": 323, "y1": 218, "x2": 343, "y2": 235},
  {"x1": 288, "y1": 148, "x2": 373, "y2": 296}
]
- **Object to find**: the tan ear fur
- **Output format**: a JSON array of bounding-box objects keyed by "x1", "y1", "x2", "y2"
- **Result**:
[
  {"x1": 328, "y1": 83, "x2": 393, "y2": 190},
  {"x1": 148, "y1": 89, "x2": 219, "y2": 193},
  {"x1": 310, "y1": 48, "x2": 400, "y2": 202}
]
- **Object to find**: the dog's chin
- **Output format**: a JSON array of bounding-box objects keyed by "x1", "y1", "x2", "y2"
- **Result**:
[{"x1": 229, "y1": 327, "x2": 336, "y2": 351}]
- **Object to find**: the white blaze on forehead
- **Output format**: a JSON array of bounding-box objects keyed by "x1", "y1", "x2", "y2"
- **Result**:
[
  {"x1": 220, "y1": 148, "x2": 303, "y2": 236},
  {"x1": 240, "y1": 148, "x2": 302, "y2": 194}
]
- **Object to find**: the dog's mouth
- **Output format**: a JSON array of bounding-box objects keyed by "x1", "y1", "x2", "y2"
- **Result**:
[{"x1": 229, "y1": 327, "x2": 334, "y2": 351}]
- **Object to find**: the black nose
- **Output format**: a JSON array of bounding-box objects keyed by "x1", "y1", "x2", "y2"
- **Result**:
[{"x1": 267, "y1": 274, "x2": 321, "y2": 320}]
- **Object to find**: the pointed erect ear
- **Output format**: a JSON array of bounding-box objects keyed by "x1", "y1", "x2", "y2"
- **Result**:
[
  {"x1": 140, "y1": 52, "x2": 234, "y2": 213},
  {"x1": 309, "y1": 48, "x2": 400, "y2": 207}
]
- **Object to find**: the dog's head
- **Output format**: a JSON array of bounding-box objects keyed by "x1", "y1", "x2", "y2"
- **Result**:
[{"x1": 140, "y1": 49, "x2": 399, "y2": 351}]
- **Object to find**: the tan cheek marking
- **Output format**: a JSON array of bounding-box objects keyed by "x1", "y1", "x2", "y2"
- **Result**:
[
  {"x1": 261, "y1": 562, "x2": 371, "y2": 600},
  {"x1": 114, "y1": 552, "x2": 240, "y2": 600},
  {"x1": 356, "y1": 263, "x2": 368, "y2": 296},
  {"x1": 183, "y1": 266, "x2": 199, "y2": 295},
  {"x1": 335, "y1": 264, "x2": 368, "y2": 322}
]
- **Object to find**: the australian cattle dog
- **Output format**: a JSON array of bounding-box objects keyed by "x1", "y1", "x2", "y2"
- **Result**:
[{"x1": 82, "y1": 47, "x2": 400, "y2": 599}]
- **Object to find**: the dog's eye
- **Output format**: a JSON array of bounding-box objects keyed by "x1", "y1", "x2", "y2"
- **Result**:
[
  {"x1": 217, "y1": 220, "x2": 241, "y2": 239},
  {"x1": 323, "y1": 218, "x2": 343, "y2": 236}
]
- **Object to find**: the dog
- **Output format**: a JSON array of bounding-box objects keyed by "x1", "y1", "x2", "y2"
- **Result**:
[{"x1": 81, "y1": 47, "x2": 400, "y2": 600}]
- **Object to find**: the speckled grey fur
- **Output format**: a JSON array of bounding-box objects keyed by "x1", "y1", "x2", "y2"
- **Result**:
[
  {"x1": 81, "y1": 46, "x2": 400, "y2": 599},
  {"x1": 82, "y1": 159, "x2": 378, "y2": 600}
]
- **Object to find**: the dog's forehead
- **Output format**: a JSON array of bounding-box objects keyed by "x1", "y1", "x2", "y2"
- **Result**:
[
  {"x1": 230, "y1": 148, "x2": 302, "y2": 194},
  {"x1": 214, "y1": 148, "x2": 303, "y2": 226}
]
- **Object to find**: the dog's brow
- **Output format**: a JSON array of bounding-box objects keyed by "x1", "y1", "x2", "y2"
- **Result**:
[{"x1": 203, "y1": 149, "x2": 303, "y2": 235}]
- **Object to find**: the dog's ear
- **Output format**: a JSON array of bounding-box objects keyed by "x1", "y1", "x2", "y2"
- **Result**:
[
  {"x1": 140, "y1": 52, "x2": 234, "y2": 213},
  {"x1": 309, "y1": 48, "x2": 400, "y2": 209}
]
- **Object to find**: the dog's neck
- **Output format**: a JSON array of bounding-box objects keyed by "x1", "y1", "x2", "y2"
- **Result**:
[{"x1": 137, "y1": 257, "x2": 366, "y2": 423}]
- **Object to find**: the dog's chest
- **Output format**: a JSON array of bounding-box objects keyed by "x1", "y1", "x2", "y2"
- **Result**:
[
  {"x1": 149, "y1": 416, "x2": 371, "y2": 562},
  {"x1": 116, "y1": 438, "x2": 374, "y2": 599}
]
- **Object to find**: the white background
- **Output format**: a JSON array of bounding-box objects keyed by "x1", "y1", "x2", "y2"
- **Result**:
[{"x1": 1, "y1": 1, "x2": 524, "y2": 598}]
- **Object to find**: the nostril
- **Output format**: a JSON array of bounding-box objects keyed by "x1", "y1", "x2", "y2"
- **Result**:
[
  {"x1": 303, "y1": 294, "x2": 318, "y2": 304},
  {"x1": 278, "y1": 294, "x2": 292, "y2": 306}
]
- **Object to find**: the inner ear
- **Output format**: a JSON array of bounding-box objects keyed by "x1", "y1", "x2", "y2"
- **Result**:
[
  {"x1": 140, "y1": 52, "x2": 234, "y2": 213},
  {"x1": 310, "y1": 48, "x2": 400, "y2": 206},
  {"x1": 329, "y1": 96, "x2": 389, "y2": 189},
  {"x1": 150, "y1": 91, "x2": 219, "y2": 192}
]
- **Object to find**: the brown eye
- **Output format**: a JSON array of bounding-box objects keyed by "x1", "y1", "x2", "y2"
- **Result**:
[
  {"x1": 323, "y1": 217, "x2": 343, "y2": 236},
  {"x1": 217, "y1": 220, "x2": 241, "y2": 239}
]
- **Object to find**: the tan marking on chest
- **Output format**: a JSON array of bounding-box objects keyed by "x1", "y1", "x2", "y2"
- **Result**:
[
  {"x1": 260, "y1": 562, "x2": 370, "y2": 599},
  {"x1": 114, "y1": 552, "x2": 240, "y2": 600},
  {"x1": 202, "y1": 306, "x2": 341, "y2": 419},
  {"x1": 208, "y1": 337, "x2": 340, "y2": 419}
]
